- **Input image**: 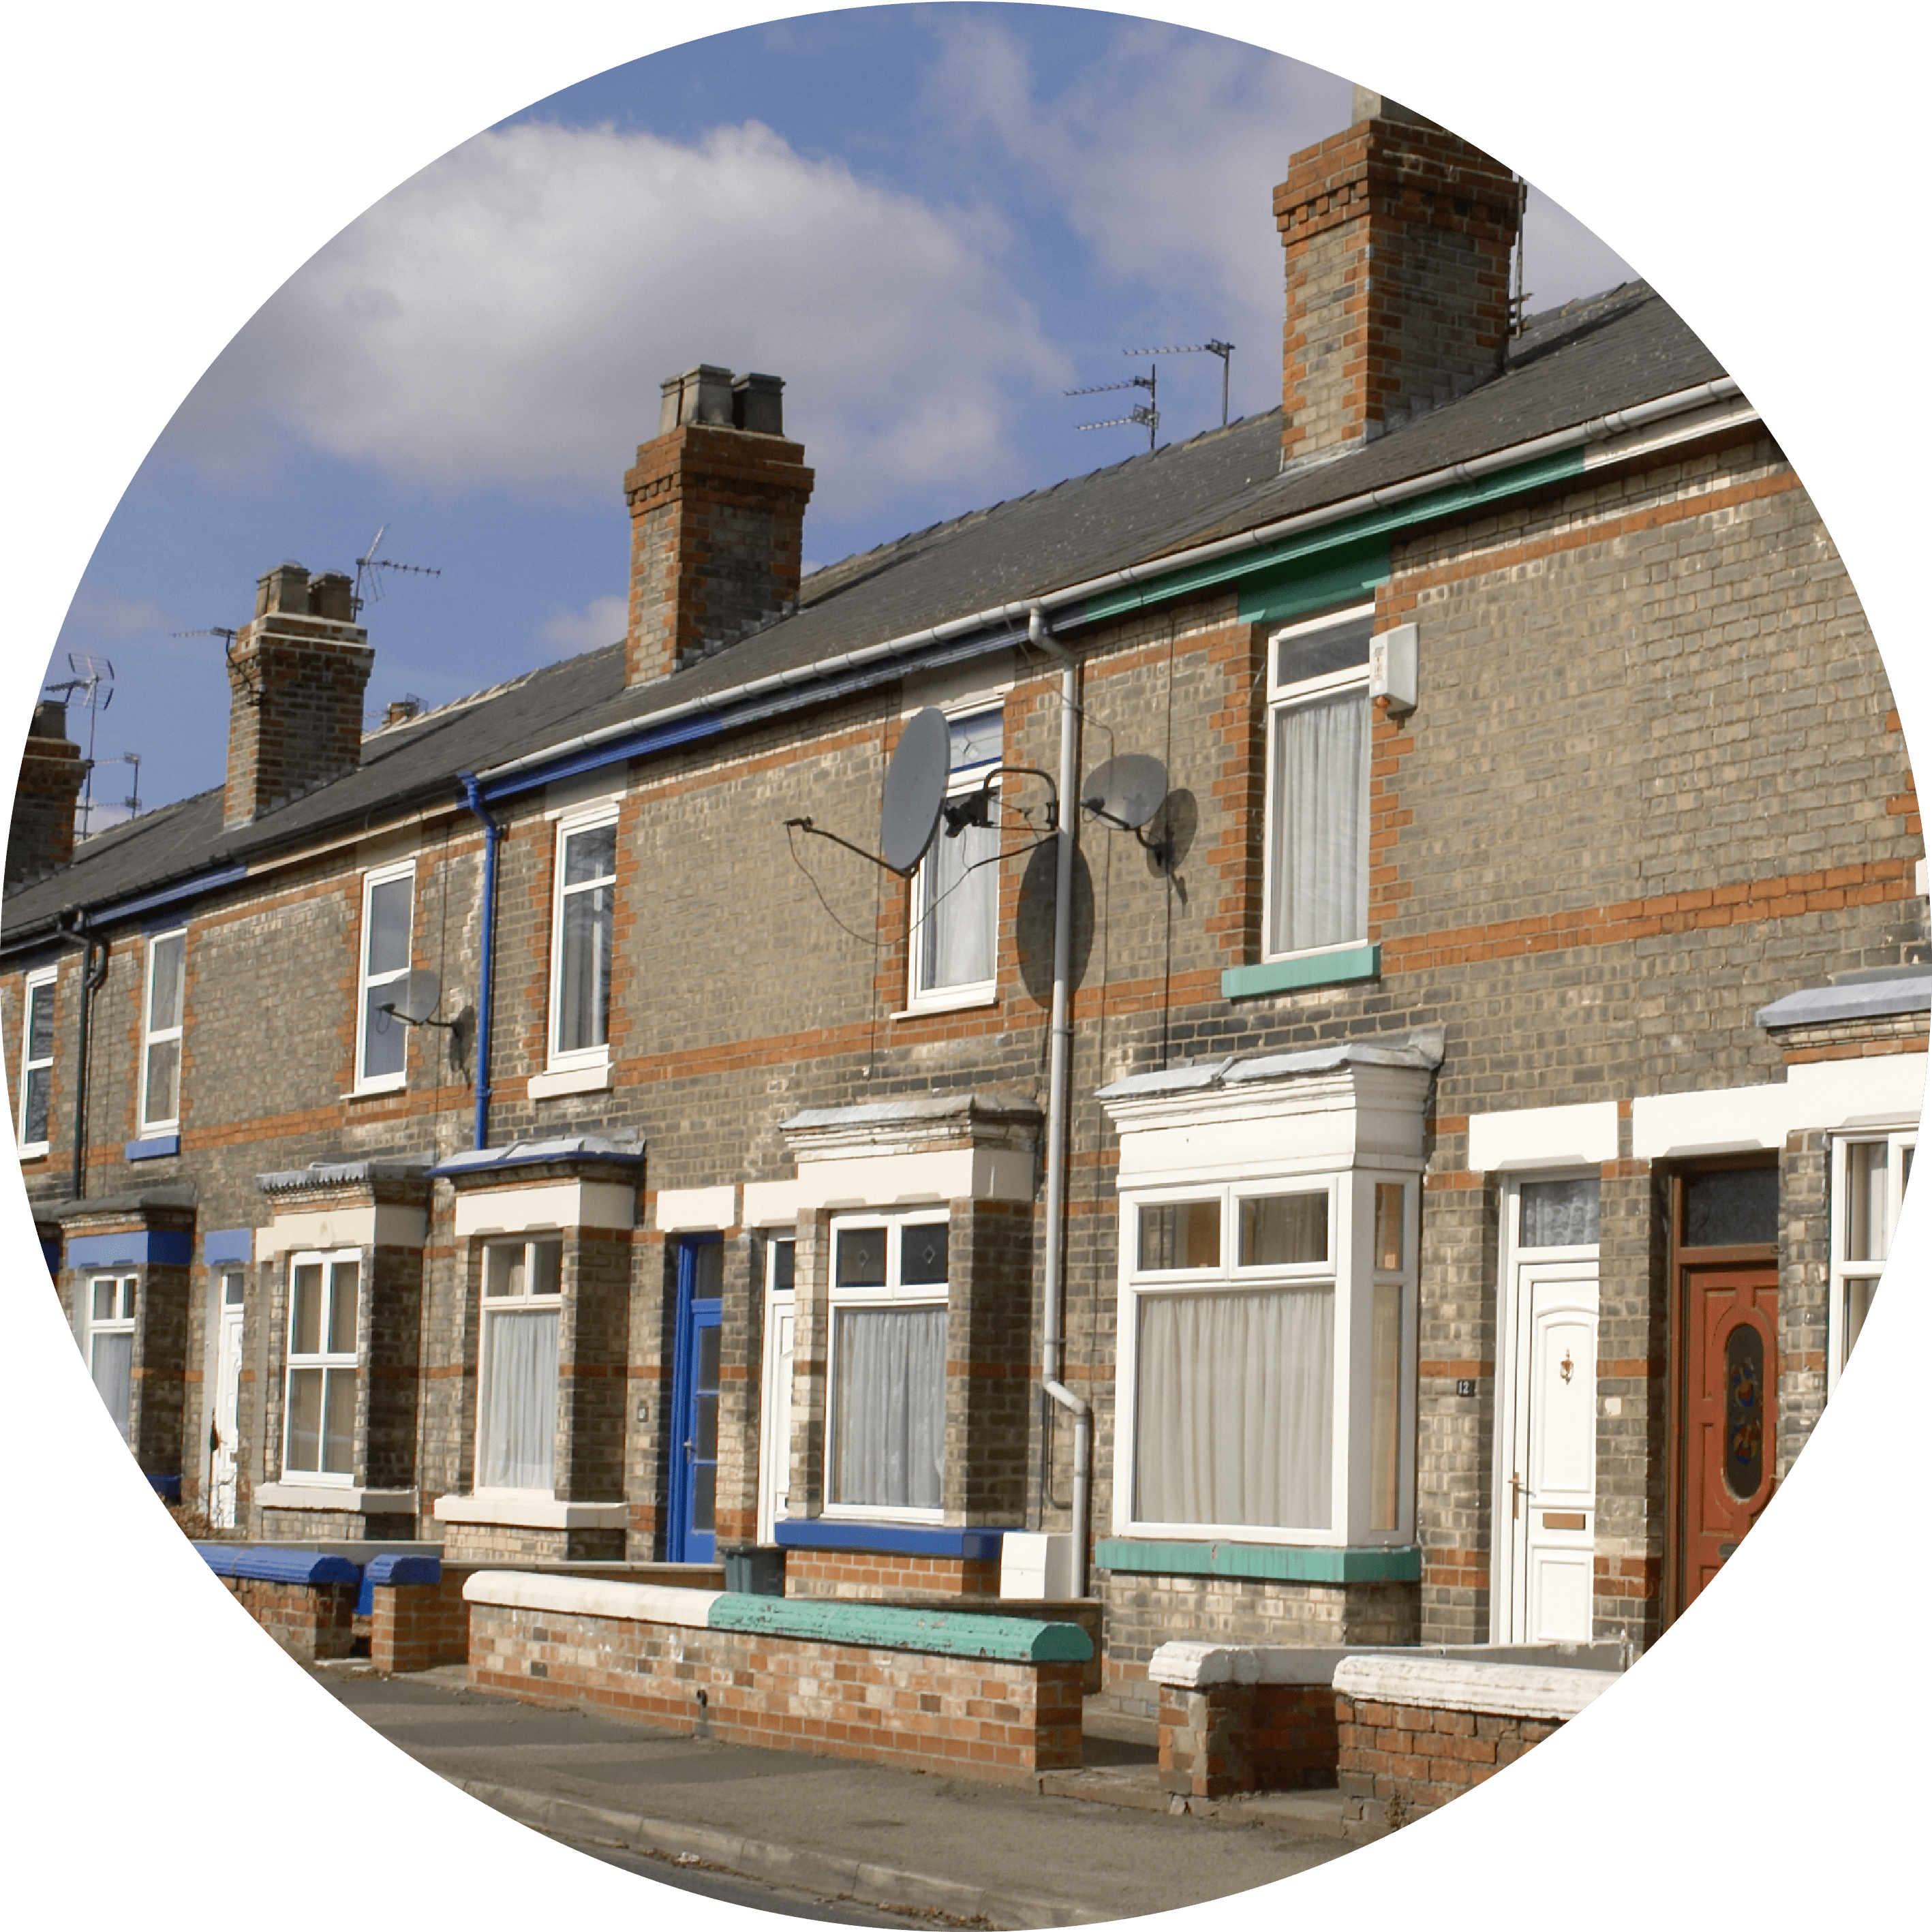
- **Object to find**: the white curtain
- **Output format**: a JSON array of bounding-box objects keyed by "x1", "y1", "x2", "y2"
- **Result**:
[
  {"x1": 920, "y1": 820, "x2": 998, "y2": 990},
  {"x1": 1135, "y1": 1286, "x2": 1333, "y2": 1529},
  {"x1": 832, "y1": 1306, "x2": 947, "y2": 1508},
  {"x1": 1270, "y1": 688, "x2": 1370, "y2": 955},
  {"x1": 91, "y1": 1332, "x2": 132, "y2": 1439},
  {"x1": 480, "y1": 1307, "x2": 559, "y2": 1490}
]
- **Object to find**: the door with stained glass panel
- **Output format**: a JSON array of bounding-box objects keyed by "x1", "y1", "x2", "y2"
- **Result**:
[{"x1": 668, "y1": 1236, "x2": 723, "y2": 1563}]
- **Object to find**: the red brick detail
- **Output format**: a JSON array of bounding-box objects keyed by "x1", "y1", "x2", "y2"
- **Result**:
[
  {"x1": 370, "y1": 1571, "x2": 473, "y2": 1674},
  {"x1": 219, "y1": 1576, "x2": 358, "y2": 1661},
  {"x1": 1159, "y1": 1681, "x2": 1340, "y2": 1798},
  {"x1": 1336, "y1": 1691, "x2": 1561, "y2": 1819},
  {"x1": 782, "y1": 1548, "x2": 1003, "y2": 1601}
]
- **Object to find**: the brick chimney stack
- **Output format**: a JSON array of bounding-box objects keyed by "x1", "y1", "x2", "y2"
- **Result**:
[
  {"x1": 222, "y1": 562, "x2": 373, "y2": 827},
  {"x1": 6, "y1": 699, "x2": 87, "y2": 886},
  {"x1": 1276, "y1": 89, "x2": 1520, "y2": 467},
  {"x1": 623, "y1": 366, "x2": 814, "y2": 686}
]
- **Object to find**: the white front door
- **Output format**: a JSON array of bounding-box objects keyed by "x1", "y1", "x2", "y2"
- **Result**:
[
  {"x1": 209, "y1": 1272, "x2": 245, "y2": 1528},
  {"x1": 1498, "y1": 1259, "x2": 1599, "y2": 1642},
  {"x1": 756, "y1": 1236, "x2": 796, "y2": 1544}
]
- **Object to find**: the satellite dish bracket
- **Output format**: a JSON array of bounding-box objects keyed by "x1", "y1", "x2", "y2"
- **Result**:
[
  {"x1": 785, "y1": 816, "x2": 918, "y2": 878},
  {"x1": 942, "y1": 765, "x2": 1060, "y2": 840}
]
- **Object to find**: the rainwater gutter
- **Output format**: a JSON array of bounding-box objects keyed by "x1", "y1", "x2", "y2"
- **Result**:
[
  {"x1": 60, "y1": 908, "x2": 108, "y2": 1201},
  {"x1": 458, "y1": 773, "x2": 501, "y2": 1152},
  {"x1": 1030, "y1": 604, "x2": 1092, "y2": 1600}
]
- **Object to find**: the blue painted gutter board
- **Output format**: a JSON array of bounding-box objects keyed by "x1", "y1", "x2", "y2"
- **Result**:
[
  {"x1": 708, "y1": 1595, "x2": 1092, "y2": 1663},
  {"x1": 1094, "y1": 1539, "x2": 1421, "y2": 1583},
  {"x1": 65, "y1": 1229, "x2": 194, "y2": 1269},
  {"x1": 772, "y1": 1520, "x2": 1013, "y2": 1561},
  {"x1": 203, "y1": 1227, "x2": 254, "y2": 1265}
]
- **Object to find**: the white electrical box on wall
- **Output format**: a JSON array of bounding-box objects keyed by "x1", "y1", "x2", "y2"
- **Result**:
[
  {"x1": 1370, "y1": 622, "x2": 1418, "y2": 713},
  {"x1": 1000, "y1": 1531, "x2": 1077, "y2": 1599}
]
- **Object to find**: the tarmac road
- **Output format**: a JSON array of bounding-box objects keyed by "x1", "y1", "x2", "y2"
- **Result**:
[{"x1": 323, "y1": 1669, "x2": 1351, "y2": 1926}]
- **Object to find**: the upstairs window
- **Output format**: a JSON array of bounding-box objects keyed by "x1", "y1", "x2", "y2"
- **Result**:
[
  {"x1": 908, "y1": 709, "x2": 1002, "y2": 1010},
  {"x1": 358, "y1": 863, "x2": 414, "y2": 1092},
  {"x1": 1830, "y1": 1131, "x2": 1914, "y2": 1391},
  {"x1": 1264, "y1": 607, "x2": 1374, "y2": 960},
  {"x1": 17, "y1": 966, "x2": 56, "y2": 1154},
  {"x1": 140, "y1": 930, "x2": 186, "y2": 1133},
  {"x1": 283, "y1": 1250, "x2": 360, "y2": 1482},
  {"x1": 476, "y1": 1238, "x2": 563, "y2": 1492},
  {"x1": 551, "y1": 810, "x2": 617, "y2": 1064}
]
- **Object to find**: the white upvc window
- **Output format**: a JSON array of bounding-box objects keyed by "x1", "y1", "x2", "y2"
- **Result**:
[
  {"x1": 1114, "y1": 1171, "x2": 1415, "y2": 1545},
  {"x1": 17, "y1": 966, "x2": 56, "y2": 1154},
  {"x1": 1829, "y1": 1130, "x2": 1915, "y2": 1392},
  {"x1": 824, "y1": 1212, "x2": 951, "y2": 1520},
  {"x1": 282, "y1": 1248, "x2": 361, "y2": 1483},
  {"x1": 906, "y1": 708, "x2": 1002, "y2": 1012},
  {"x1": 550, "y1": 808, "x2": 618, "y2": 1067},
  {"x1": 475, "y1": 1237, "x2": 564, "y2": 1492},
  {"x1": 357, "y1": 861, "x2": 415, "y2": 1092},
  {"x1": 88, "y1": 1273, "x2": 138, "y2": 1441},
  {"x1": 139, "y1": 929, "x2": 187, "y2": 1133},
  {"x1": 1262, "y1": 604, "x2": 1375, "y2": 962}
]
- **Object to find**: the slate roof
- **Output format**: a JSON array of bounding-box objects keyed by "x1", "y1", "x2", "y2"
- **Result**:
[{"x1": 4, "y1": 282, "x2": 1730, "y2": 947}]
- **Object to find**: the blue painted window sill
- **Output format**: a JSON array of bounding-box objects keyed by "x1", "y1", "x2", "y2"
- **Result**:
[
  {"x1": 125, "y1": 1133, "x2": 181, "y2": 1162},
  {"x1": 773, "y1": 1520, "x2": 1017, "y2": 1561}
]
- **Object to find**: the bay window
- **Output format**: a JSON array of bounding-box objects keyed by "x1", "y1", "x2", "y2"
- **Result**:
[
  {"x1": 907, "y1": 709, "x2": 1002, "y2": 1010},
  {"x1": 140, "y1": 929, "x2": 186, "y2": 1132},
  {"x1": 476, "y1": 1238, "x2": 563, "y2": 1491},
  {"x1": 88, "y1": 1274, "x2": 137, "y2": 1440},
  {"x1": 357, "y1": 863, "x2": 414, "y2": 1091},
  {"x1": 551, "y1": 809, "x2": 617, "y2": 1066},
  {"x1": 1829, "y1": 1130, "x2": 1914, "y2": 1391},
  {"x1": 1264, "y1": 606, "x2": 1375, "y2": 960},
  {"x1": 826, "y1": 1214, "x2": 949, "y2": 1517},
  {"x1": 17, "y1": 966, "x2": 55, "y2": 1154},
  {"x1": 283, "y1": 1249, "x2": 360, "y2": 1481}
]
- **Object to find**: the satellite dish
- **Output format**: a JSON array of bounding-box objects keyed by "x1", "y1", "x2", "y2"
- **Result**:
[
  {"x1": 880, "y1": 707, "x2": 951, "y2": 874},
  {"x1": 383, "y1": 969, "x2": 443, "y2": 1025},
  {"x1": 1082, "y1": 754, "x2": 1169, "y2": 831}
]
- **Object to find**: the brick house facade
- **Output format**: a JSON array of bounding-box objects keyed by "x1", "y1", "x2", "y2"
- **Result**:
[{"x1": 6, "y1": 91, "x2": 1920, "y2": 1709}]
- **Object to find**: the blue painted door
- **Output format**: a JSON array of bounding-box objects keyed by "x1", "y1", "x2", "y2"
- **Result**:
[{"x1": 667, "y1": 1235, "x2": 724, "y2": 1563}]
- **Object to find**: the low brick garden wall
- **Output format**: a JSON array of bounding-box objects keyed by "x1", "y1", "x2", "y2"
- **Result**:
[
  {"x1": 463, "y1": 1571, "x2": 1090, "y2": 1785},
  {"x1": 196, "y1": 1547, "x2": 361, "y2": 1660},
  {"x1": 1334, "y1": 1654, "x2": 1616, "y2": 1835}
]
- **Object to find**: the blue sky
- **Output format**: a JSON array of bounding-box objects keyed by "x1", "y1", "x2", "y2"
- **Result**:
[{"x1": 46, "y1": 5, "x2": 1632, "y2": 827}]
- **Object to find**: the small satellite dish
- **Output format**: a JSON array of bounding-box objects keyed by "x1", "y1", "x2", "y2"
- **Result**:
[
  {"x1": 880, "y1": 708, "x2": 951, "y2": 874},
  {"x1": 1082, "y1": 754, "x2": 1169, "y2": 831},
  {"x1": 382, "y1": 969, "x2": 443, "y2": 1025}
]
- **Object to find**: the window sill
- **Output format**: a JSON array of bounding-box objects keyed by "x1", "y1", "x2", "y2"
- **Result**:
[
  {"x1": 773, "y1": 1520, "x2": 1014, "y2": 1560},
  {"x1": 18, "y1": 1144, "x2": 50, "y2": 1163},
  {"x1": 893, "y1": 986, "x2": 998, "y2": 1019},
  {"x1": 343, "y1": 1083, "x2": 408, "y2": 1103},
  {"x1": 529, "y1": 1060, "x2": 613, "y2": 1099},
  {"x1": 256, "y1": 1482, "x2": 419, "y2": 1515},
  {"x1": 125, "y1": 1133, "x2": 180, "y2": 1162},
  {"x1": 433, "y1": 1491, "x2": 630, "y2": 1530},
  {"x1": 1096, "y1": 1537, "x2": 1419, "y2": 1582},
  {"x1": 1222, "y1": 943, "x2": 1380, "y2": 1001}
]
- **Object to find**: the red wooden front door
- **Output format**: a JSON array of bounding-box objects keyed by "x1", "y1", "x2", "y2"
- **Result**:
[{"x1": 1681, "y1": 1263, "x2": 1778, "y2": 1608}]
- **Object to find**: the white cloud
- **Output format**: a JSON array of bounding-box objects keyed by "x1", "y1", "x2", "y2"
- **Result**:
[
  {"x1": 540, "y1": 592, "x2": 626, "y2": 658},
  {"x1": 163, "y1": 119, "x2": 1071, "y2": 521}
]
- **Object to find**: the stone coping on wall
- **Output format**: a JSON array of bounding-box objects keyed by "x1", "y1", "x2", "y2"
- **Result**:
[
  {"x1": 194, "y1": 1544, "x2": 361, "y2": 1586},
  {"x1": 1150, "y1": 1638, "x2": 1629, "y2": 1689},
  {"x1": 773, "y1": 1520, "x2": 1013, "y2": 1560},
  {"x1": 1333, "y1": 1653, "x2": 1617, "y2": 1722},
  {"x1": 1096, "y1": 1538, "x2": 1421, "y2": 1582},
  {"x1": 461, "y1": 1571, "x2": 1092, "y2": 1663}
]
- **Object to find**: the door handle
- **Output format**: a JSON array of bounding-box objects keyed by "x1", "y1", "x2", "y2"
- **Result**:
[
  {"x1": 684, "y1": 1439, "x2": 694, "y2": 1462},
  {"x1": 1509, "y1": 1471, "x2": 1524, "y2": 1519}
]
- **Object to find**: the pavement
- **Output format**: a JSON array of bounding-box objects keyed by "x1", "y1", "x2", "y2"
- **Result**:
[{"x1": 318, "y1": 1662, "x2": 1353, "y2": 1926}]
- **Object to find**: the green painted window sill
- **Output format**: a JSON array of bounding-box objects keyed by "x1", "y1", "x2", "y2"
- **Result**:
[
  {"x1": 1095, "y1": 1538, "x2": 1420, "y2": 1583},
  {"x1": 1221, "y1": 944, "x2": 1380, "y2": 1001}
]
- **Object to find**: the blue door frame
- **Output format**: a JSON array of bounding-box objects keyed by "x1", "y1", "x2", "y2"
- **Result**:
[{"x1": 666, "y1": 1234, "x2": 723, "y2": 1563}]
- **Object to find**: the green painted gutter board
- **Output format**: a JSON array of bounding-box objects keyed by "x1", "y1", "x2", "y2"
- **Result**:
[
  {"x1": 1081, "y1": 448, "x2": 1584, "y2": 626},
  {"x1": 1094, "y1": 1539, "x2": 1421, "y2": 1584},
  {"x1": 1223, "y1": 945, "x2": 1379, "y2": 1000},
  {"x1": 1238, "y1": 538, "x2": 1388, "y2": 628},
  {"x1": 707, "y1": 1593, "x2": 1093, "y2": 1662}
]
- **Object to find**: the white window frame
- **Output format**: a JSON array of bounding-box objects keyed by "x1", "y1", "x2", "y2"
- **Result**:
[
  {"x1": 1112, "y1": 1169, "x2": 1417, "y2": 1548},
  {"x1": 138, "y1": 927, "x2": 187, "y2": 1133},
  {"x1": 1828, "y1": 1128, "x2": 1915, "y2": 1394},
  {"x1": 17, "y1": 965, "x2": 57, "y2": 1156},
  {"x1": 281, "y1": 1246, "x2": 362, "y2": 1487},
  {"x1": 87, "y1": 1272, "x2": 138, "y2": 1442},
  {"x1": 474, "y1": 1235, "x2": 565, "y2": 1495},
  {"x1": 904, "y1": 706, "x2": 1002, "y2": 1014},
  {"x1": 823, "y1": 1210, "x2": 951, "y2": 1523},
  {"x1": 757, "y1": 1231, "x2": 798, "y2": 1542},
  {"x1": 548, "y1": 805, "x2": 619, "y2": 1071},
  {"x1": 356, "y1": 860, "x2": 415, "y2": 1094},
  {"x1": 1261, "y1": 603, "x2": 1376, "y2": 965}
]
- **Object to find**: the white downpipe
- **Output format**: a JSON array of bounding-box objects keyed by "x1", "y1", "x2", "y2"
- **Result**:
[{"x1": 1031, "y1": 603, "x2": 1092, "y2": 1599}]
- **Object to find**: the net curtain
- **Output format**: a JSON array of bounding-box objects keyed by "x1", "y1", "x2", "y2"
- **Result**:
[
  {"x1": 480, "y1": 1308, "x2": 559, "y2": 1490},
  {"x1": 832, "y1": 1306, "x2": 947, "y2": 1509},
  {"x1": 1269, "y1": 687, "x2": 1370, "y2": 956}
]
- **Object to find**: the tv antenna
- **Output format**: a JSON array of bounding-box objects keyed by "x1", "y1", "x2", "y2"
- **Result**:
[
  {"x1": 172, "y1": 624, "x2": 258, "y2": 706},
  {"x1": 354, "y1": 525, "x2": 442, "y2": 616},
  {"x1": 43, "y1": 654, "x2": 114, "y2": 837},
  {"x1": 1121, "y1": 340, "x2": 1235, "y2": 429},
  {"x1": 90, "y1": 751, "x2": 142, "y2": 823},
  {"x1": 785, "y1": 707, "x2": 1060, "y2": 878},
  {"x1": 1067, "y1": 364, "x2": 1159, "y2": 453}
]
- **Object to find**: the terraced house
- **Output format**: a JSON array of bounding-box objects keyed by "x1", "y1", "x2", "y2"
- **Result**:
[{"x1": 7, "y1": 91, "x2": 1921, "y2": 1719}]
